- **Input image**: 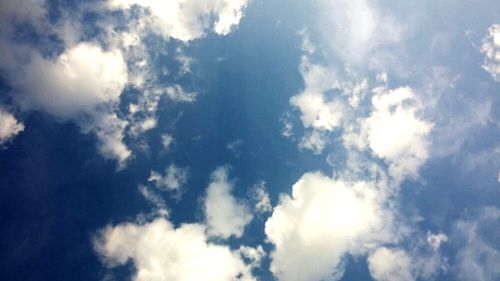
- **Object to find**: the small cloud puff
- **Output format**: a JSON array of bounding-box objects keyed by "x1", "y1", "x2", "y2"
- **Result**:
[{"x1": 0, "y1": 107, "x2": 24, "y2": 145}]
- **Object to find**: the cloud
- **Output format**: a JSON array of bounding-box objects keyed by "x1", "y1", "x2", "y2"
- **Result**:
[
  {"x1": 250, "y1": 181, "x2": 272, "y2": 214},
  {"x1": 313, "y1": 0, "x2": 402, "y2": 65},
  {"x1": 453, "y1": 207, "x2": 500, "y2": 281},
  {"x1": 11, "y1": 43, "x2": 127, "y2": 118},
  {"x1": 166, "y1": 84, "x2": 197, "y2": 102},
  {"x1": 138, "y1": 184, "x2": 169, "y2": 217},
  {"x1": 237, "y1": 245, "x2": 266, "y2": 268},
  {"x1": 368, "y1": 247, "x2": 414, "y2": 281},
  {"x1": 481, "y1": 24, "x2": 500, "y2": 81},
  {"x1": 276, "y1": 29, "x2": 440, "y2": 281},
  {"x1": 226, "y1": 139, "x2": 244, "y2": 157},
  {"x1": 298, "y1": 130, "x2": 328, "y2": 154},
  {"x1": 362, "y1": 86, "x2": 432, "y2": 179},
  {"x1": 0, "y1": 0, "x2": 249, "y2": 167},
  {"x1": 0, "y1": 0, "x2": 45, "y2": 26},
  {"x1": 265, "y1": 172, "x2": 394, "y2": 281},
  {"x1": 204, "y1": 166, "x2": 253, "y2": 239},
  {"x1": 148, "y1": 164, "x2": 189, "y2": 193},
  {"x1": 161, "y1": 134, "x2": 174, "y2": 152},
  {"x1": 427, "y1": 232, "x2": 448, "y2": 252},
  {"x1": 290, "y1": 57, "x2": 344, "y2": 132},
  {"x1": 344, "y1": 86, "x2": 432, "y2": 181},
  {"x1": 93, "y1": 217, "x2": 256, "y2": 281},
  {"x1": 106, "y1": 0, "x2": 249, "y2": 42},
  {"x1": 1, "y1": 41, "x2": 132, "y2": 166},
  {"x1": 0, "y1": 107, "x2": 24, "y2": 145}
]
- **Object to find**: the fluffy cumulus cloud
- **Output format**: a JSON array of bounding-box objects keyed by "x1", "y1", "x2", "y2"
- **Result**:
[
  {"x1": 106, "y1": 0, "x2": 249, "y2": 42},
  {"x1": 345, "y1": 86, "x2": 432, "y2": 180},
  {"x1": 453, "y1": 207, "x2": 500, "y2": 281},
  {"x1": 93, "y1": 218, "x2": 256, "y2": 281},
  {"x1": 0, "y1": 107, "x2": 24, "y2": 145},
  {"x1": 12, "y1": 43, "x2": 127, "y2": 118},
  {"x1": 204, "y1": 166, "x2": 253, "y2": 239},
  {"x1": 265, "y1": 172, "x2": 394, "y2": 281},
  {"x1": 1, "y1": 40, "x2": 131, "y2": 165},
  {"x1": 481, "y1": 24, "x2": 500, "y2": 81}
]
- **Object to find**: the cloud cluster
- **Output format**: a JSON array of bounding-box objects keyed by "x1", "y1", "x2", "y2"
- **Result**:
[
  {"x1": 95, "y1": 166, "x2": 263, "y2": 280},
  {"x1": 273, "y1": 3, "x2": 439, "y2": 280},
  {"x1": 0, "y1": 0, "x2": 249, "y2": 168}
]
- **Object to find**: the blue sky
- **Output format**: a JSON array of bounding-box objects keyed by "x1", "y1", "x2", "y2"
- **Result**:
[{"x1": 0, "y1": 0, "x2": 499, "y2": 281}]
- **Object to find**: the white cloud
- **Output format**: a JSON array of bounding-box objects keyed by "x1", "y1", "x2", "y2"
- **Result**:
[
  {"x1": 237, "y1": 245, "x2": 266, "y2": 268},
  {"x1": 161, "y1": 134, "x2": 174, "y2": 152},
  {"x1": 1, "y1": 39, "x2": 131, "y2": 166},
  {"x1": 204, "y1": 166, "x2": 253, "y2": 239},
  {"x1": 148, "y1": 164, "x2": 189, "y2": 193},
  {"x1": 290, "y1": 57, "x2": 344, "y2": 132},
  {"x1": 250, "y1": 181, "x2": 272, "y2": 214},
  {"x1": 106, "y1": 0, "x2": 249, "y2": 42},
  {"x1": 14, "y1": 43, "x2": 127, "y2": 118},
  {"x1": 427, "y1": 232, "x2": 448, "y2": 252},
  {"x1": 298, "y1": 130, "x2": 328, "y2": 154},
  {"x1": 166, "y1": 84, "x2": 197, "y2": 102},
  {"x1": 88, "y1": 113, "x2": 131, "y2": 167},
  {"x1": 0, "y1": 107, "x2": 24, "y2": 145},
  {"x1": 138, "y1": 184, "x2": 169, "y2": 217},
  {"x1": 368, "y1": 247, "x2": 414, "y2": 281},
  {"x1": 454, "y1": 207, "x2": 500, "y2": 281},
  {"x1": 314, "y1": 0, "x2": 402, "y2": 65},
  {"x1": 0, "y1": 0, "x2": 250, "y2": 167},
  {"x1": 344, "y1": 86, "x2": 432, "y2": 181},
  {"x1": 175, "y1": 47, "x2": 194, "y2": 75},
  {"x1": 93, "y1": 217, "x2": 256, "y2": 281},
  {"x1": 265, "y1": 172, "x2": 394, "y2": 281},
  {"x1": 481, "y1": 24, "x2": 500, "y2": 81}
]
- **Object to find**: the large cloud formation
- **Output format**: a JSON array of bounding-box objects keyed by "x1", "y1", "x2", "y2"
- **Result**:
[{"x1": 271, "y1": 1, "x2": 443, "y2": 280}]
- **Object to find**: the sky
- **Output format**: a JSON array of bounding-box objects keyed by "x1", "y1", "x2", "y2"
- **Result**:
[{"x1": 0, "y1": 0, "x2": 499, "y2": 281}]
